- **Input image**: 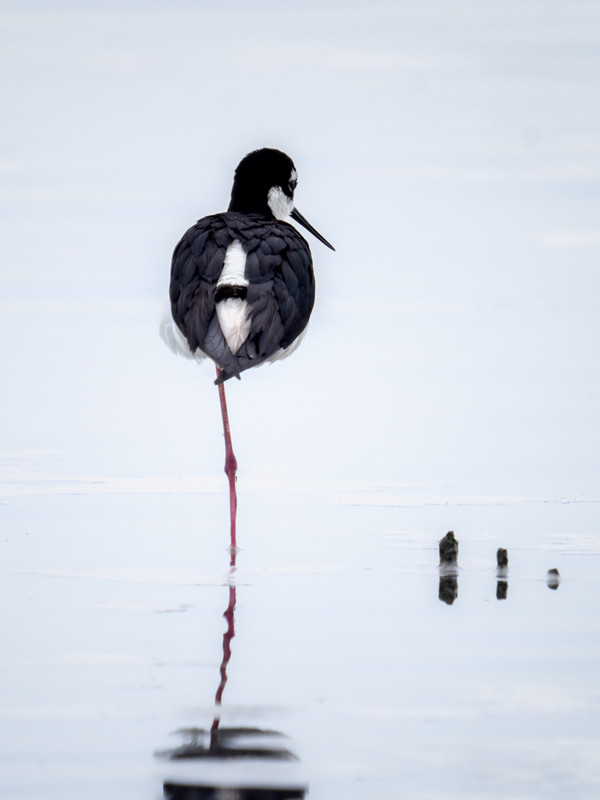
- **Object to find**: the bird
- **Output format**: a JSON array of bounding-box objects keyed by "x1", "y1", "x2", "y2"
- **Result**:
[{"x1": 160, "y1": 148, "x2": 334, "y2": 553}]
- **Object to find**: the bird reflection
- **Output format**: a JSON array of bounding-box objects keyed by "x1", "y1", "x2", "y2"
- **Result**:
[
  {"x1": 164, "y1": 727, "x2": 296, "y2": 763},
  {"x1": 157, "y1": 548, "x2": 307, "y2": 799},
  {"x1": 165, "y1": 782, "x2": 304, "y2": 800}
]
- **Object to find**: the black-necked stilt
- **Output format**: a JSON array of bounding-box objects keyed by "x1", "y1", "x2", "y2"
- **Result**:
[{"x1": 161, "y1": 148, "x2": 334, "y2": 551}]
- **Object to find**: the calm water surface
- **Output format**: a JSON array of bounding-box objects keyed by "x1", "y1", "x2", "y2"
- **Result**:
[{"x1": 1, "y1": 481, "x2": 599, "y2": 799}]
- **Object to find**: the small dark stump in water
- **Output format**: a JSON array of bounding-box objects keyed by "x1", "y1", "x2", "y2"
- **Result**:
[
  {"x1": 547, "y1": 568, "x2": 560, "y2": 590},
  {"x1": 439, "y1": 531, "x2": 458, "y2": 565},
  {"x1": 496, "y1": 548, "x2": 508, "y2": 599}
]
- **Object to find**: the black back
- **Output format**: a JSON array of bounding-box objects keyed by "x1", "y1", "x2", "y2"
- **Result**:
[{"x1": 170, "y1": 212, "x2": 315, "y2": 383}]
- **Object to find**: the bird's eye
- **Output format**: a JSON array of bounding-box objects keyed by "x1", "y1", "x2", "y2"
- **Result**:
[{"x1": 288, "y1": 179, "x2": 297, "y2": 195}]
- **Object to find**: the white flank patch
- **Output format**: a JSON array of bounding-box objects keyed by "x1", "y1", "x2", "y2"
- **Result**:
[
  {"x1": 216, "y1": 240, "x2": 251, "y2": 354},
  {"x1": 267, "y1": 185, "x2": 293, "y2": 220},
  {"x1": 158, "y1": 302, "x2": 205, "y2": 361}
]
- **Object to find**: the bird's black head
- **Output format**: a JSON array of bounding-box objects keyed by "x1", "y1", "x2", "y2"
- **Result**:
[
  {"x1": 228, "y1": 148, "x2": 297, "y2": 218},
  {"x1": 227, "y1": 148, "x2": 335, "y2": 251}
]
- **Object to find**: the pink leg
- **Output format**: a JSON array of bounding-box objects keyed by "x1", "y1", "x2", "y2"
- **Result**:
[{"x1": 216, "y1": 367, "x2": 238, "y2": 553}]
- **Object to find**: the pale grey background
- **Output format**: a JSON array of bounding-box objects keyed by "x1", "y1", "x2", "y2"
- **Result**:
[
  {"x1": 2, "y1": 0, "x2": 599, "y2": 496},
  {"x1": 1, "y1": 2, "x2": 600, "y2": 798}
]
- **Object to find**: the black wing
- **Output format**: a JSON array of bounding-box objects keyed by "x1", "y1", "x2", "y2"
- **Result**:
[
  {"x1": 170, "y1": 213, "x2": 315, "y2": 383},
  {"x1": 170, "y1": 214, "x2": 230, "y2": 354}
]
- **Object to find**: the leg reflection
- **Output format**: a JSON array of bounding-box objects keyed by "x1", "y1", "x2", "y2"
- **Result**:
[
  {"x1": 156, "y1": 554, "x2": 307, "y2": 798},
  {"x1": 211, "y1": 584, "x2": 237, "y2": 739}
]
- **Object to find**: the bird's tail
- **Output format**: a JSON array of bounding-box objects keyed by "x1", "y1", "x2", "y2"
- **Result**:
[{"x1": 214, "y1": 368, "x2": 241, "y2": 385}]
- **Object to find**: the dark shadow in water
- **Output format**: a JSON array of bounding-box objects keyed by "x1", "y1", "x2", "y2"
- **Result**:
[
  {"x1": 496, "y1": 578, "x2": 508, "y2": 600},
  {"x1": 156, "y1": 548, "x2": 307, "y2": 799},
  {"x1": 438, "y1": 569, "x2": 459, "y2": 605},
  {"x1": 164, "y1": 785, "x2": 304, "y2": 800}
]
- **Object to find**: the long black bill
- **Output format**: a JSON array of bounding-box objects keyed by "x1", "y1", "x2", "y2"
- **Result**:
[{"x1": 290, "y1": 208, "x2": 335, "y2": 251}]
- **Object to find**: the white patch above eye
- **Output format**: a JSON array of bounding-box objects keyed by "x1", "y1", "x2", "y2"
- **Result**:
[{"x1": 267, "y1": 186, "x2": 294, "y2": 220}]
